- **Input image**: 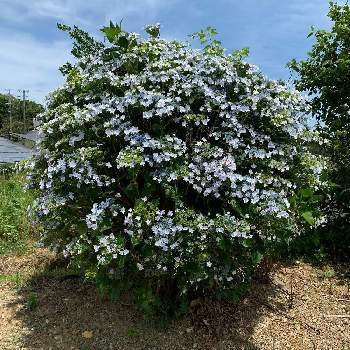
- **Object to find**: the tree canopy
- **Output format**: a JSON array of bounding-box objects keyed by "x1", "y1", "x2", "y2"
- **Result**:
[
  {"x1": 0, "y1": 93, "x2": 44, "y2": 133},
  {"x1": 289, "y1": 1, "x2": 350, "y2": 254}
]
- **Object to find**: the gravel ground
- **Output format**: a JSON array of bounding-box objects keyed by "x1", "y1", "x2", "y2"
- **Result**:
[{"x1": 0, "y1": 248, "x2": 349, "y2": 350}]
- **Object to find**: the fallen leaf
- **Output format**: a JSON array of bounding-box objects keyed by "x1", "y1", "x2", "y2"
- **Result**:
[
  {"x1": 82, "y1": 330, "x2": 93, "y2": 339},
  {"x1": 202, "y1": 319, "x2": 210, "y2": 326}
]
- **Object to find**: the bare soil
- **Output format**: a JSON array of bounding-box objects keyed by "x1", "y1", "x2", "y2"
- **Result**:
[{"x1": 0, "y1": 248, "x2": 349, "y2": 350}]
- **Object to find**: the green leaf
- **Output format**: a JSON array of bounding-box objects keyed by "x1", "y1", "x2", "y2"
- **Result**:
[
  {"x1": 218, "y1": 237, "x2": 230, "y2": 251},
  {"x1": 232, "y1": 47, "x2": 250, "y2": 60},
  {"x1": 76, "y1": 221, "x2": 87, "y2": 235},
  {"x1": 302, "y1": 211, "x2": 315, "y2": 225},
  {"x1": 100, "y1": 219, "x2": 113, "y2": 232},
  {"x1": 57, "y1": 23, "x2": 71, "y2": 32},
  {"x1": 118, "y1": 36, "x2": 129, "y2": 49},
  {"x1": 252, "y1": 251, "x2": 264, "y2": 265},
  {"x1": 124, "y1": 182, "x2": 138, "y2": 200},
  {"x1": 229, "y1": 199, "x2": 244, "y2": 218},
  {"x1": 240, "y1": 239, "x2": 252, "y2": 248},
  {"x1": 100, "y1": 22, "x2": 122, "y2": 43},
  {"x1": 307, "y1": 25, "x2": 315, "y2": 37},
  {"x1": 299, "y1": 188, "x2": 314, "y2": 198}
]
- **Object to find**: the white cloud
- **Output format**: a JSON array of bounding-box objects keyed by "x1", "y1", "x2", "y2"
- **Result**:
[
  {"x1": 0, "y1": 0, "x2": 79, "y2": 22},
  {"x1": 0, "y1": 0, "x2": 175, "y2": 27},
  {"x1": 0, "y1": 30, "x2": 70, "y2": 103},
  {"x1": 0, "y1": 0, "x2": 177, "y2": 103},
  {"x1": 0, "y1": 0, "x2": 344, "y2": 102}
]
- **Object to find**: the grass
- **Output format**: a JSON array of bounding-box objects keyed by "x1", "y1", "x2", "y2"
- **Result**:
[
  {"x1": 0, "y1": 272, "x2": 23, "y2": 285},
  {"x1": 26, "y1": 292, "x2": 39, "y2": 311},
  {"x1": 0, "y1": 168, "x2": 35, "y2": 255}
]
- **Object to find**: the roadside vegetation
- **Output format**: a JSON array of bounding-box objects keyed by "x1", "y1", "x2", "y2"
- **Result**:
[{"x1": 0, "y1": 164, "x2": 36, "y2": 255}]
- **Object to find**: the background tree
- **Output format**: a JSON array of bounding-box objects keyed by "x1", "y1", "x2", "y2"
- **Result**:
[
  {"x1": 0, "y1": 93, "x2": 44, "y2": 133},
  {"x1": 289, "y1": 1, "x2": 350, "y2": 257},
  {"x1": 0, "y1": 94, "x2": 8, "y2": 130}
]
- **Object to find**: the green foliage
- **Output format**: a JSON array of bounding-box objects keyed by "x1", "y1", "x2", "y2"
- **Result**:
[
  {"x1": 322, "y1": 269, "x2": 335, "y2": 279},
  {"x1": 289, "y1": 2, "x2": 350, "y2": 129},
  {"x1": 57, "y1": 23, "x2": 104, "y2": 61},
  {"x1": 26, "y1": 292, "x2": 39, "y2": 311},
  {"x1": 232, "y1": 47, "x2": 250, "y2": 61},
  {"x1": 0, "y1": 167, "x2": 35, "y2": 255},
  {"x1": 0, "y1": 93, "x2": 44, "y2": 134},
  {"x1": 191, "y1": 26, "x2": 225, "y2": 55},
  {"x1": 289, "y1": 2, "x2": 350, "y2": 258},
  {"x1": 100, "y1": 21, "x2": 123, "y2": 42},
  {"x1": 0, "y1": 272, "x2": 23, "y2": 287},
  {"x1": 289, "y1": 187, "x2": 324, "y2": 226}
]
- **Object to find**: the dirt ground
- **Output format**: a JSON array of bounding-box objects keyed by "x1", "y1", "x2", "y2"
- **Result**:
[{"x1": 0, "y1": 248, "x2": 349, "y2": 350}]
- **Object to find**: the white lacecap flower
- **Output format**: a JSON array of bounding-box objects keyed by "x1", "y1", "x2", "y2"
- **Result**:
[{"x1": 28, "y1": 25, "x2": 321, "y2": 296}]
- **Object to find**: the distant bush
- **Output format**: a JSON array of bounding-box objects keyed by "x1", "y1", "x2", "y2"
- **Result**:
[
  {"x1": 0, "y1": 165, "x2": 35, "y2": 254},
  {"x1": 28, "y1": 23, "x2": 325, "y2": 314}
]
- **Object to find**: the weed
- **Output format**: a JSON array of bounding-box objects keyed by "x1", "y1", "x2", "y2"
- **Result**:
[
  {"x1": 27, "y1": 292, "x2": 38, "y2": 311},
  {"x1": 0, "y1": 170, "x2": 35, "y2": 255},
  {"x1": 323, "y1": 269, "x2": 336, "y2": 279},
  {"x1": 126, "y1": 327, "x2": 141, "y2": 338},
  {"x1": 0, "y1": 272, "x2": 23, "y2": 287}
]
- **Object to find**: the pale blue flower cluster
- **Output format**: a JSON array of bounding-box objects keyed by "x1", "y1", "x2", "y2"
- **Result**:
[{"x1": 28, "y1": 24, "x2": 325, "y2": 291}]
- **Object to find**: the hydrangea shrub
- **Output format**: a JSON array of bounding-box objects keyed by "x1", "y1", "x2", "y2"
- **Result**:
[{"x1": 28, "y1": 23, "x2": 324, "y2": 310}]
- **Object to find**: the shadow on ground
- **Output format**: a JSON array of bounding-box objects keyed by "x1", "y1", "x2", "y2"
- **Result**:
[
  {"x1": 2, "y1": 248, "x2": 350, "y2": 349},
  {"x1": 2, "y1": 249, "x2": 277, "y2": 350}
]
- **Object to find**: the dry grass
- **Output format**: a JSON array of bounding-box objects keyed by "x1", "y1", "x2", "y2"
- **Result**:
[{"x1": 0, "y1": 248, "x2": 349, "y2": 350}]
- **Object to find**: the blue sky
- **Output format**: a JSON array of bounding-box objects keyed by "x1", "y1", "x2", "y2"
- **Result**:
[{"x1": 0, "y1": 0, "x2": 337, "y2": 103}]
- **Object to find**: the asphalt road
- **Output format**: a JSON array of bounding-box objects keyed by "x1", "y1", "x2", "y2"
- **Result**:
[{"x1": 0, "y1": 137, "x2": 33, "y2": 163}]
